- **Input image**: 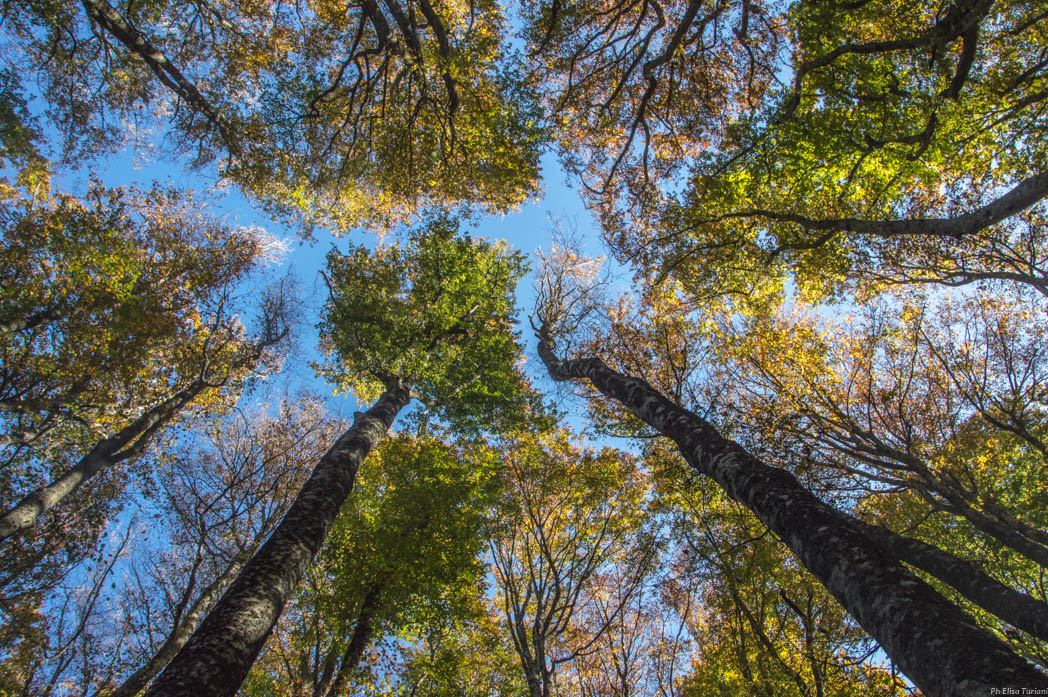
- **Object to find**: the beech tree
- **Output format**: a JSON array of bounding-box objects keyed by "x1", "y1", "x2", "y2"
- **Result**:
[
  {"x1": 0, "y1": 168, "x2": 290, "y2": 625},
  {"x1": 532, "y1": 247, "x2": 1048, "y2": 697},
  {"x1": 144, "y1": 220, "x2": 527, "y2": 696},
  {"x1": 708, "y1": 288, "x2": 1048, "y2": 659},
  {"x1": 0, "y1": 395, "x2": 336, "y2": 696},
  {"x1": 526, "y1": 0, "x2": 1046, "y2": 305},
  {"x1": 241, "y1": 430, "x2": 499, "y2": 697},
  {"x1": 488, "y1": 429, "x2": 657, "y2": 697},
  {"x1": 102, "y1": 396, "x2": 338, "y2": 697},
  {"x1": 4, "y1": 0, "x2": 542, "y2": 231},
  {"x1": 654, "y1": 449, "x2": 911, "y2": 697}
]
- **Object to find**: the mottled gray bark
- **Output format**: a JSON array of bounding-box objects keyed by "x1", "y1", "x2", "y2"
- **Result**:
[
  {"x1": 144, "y1": 383, "x2": 410, "y2": 697},
  {"x1": 0, "y1": 380, "x2": 205, "y2": 541},
  {"x1": 728, "y1": 170, "x2": 1047, "y2": 241},
  {"x1": 536, "y1": 334, "x2": 1047, "y2": 697},
  {"x1": 857, "y1": 521, "x2": 1048, "y2": 641},
  {"x1": 106, "y1": 554, "x2": 248, "y2": 697}
]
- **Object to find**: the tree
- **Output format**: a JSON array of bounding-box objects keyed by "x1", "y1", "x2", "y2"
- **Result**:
[
  {"x1": 656, "y1": 451, "x2": 910, "y2": 697},
  {"x1": 5, "y1": 0, "x2": 543, "y2": 231},
  {"x1": 711, "y1": 291, "x2": 1048, "y2": 657},
  {"x1": 242, "y1": 430, "x2": 499, "y2": 697},
  {"x1": 0, "y1": 394, "x2": 336, "y2": 696},
  {"x1": 526, "y1": 0, "x2": 1047, "y2": 304},
  {"x1": 0, "y1": 168, "x2": 289, "y2": 619},
  {"x1": 100, "y1": 395, "x2": 339, "y2": 697},
  {"x1": 531, "y1": 248, "x2": 1048, "y2": 696},
  {"x1": 488, "y1": 429, "x2": 657, "y2": 697},
  {"x1": 145, "y1": 220, "x2": 527, "y2": 696},
  {"x1": 387, "y1": 610, "x2": 527, "y2": 697},
  {"x1": 722, "y1": 290, "x2": 1048, "y2": 564}
]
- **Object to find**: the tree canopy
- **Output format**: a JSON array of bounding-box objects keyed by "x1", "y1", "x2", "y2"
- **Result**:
[{"x1": 1, "y1": 0, "x2": 1047, "y2": 695}]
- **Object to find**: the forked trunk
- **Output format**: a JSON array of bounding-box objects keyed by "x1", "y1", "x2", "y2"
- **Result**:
[{"x1": 858, "y1": 521, "x2": 1048, "y2": 641}]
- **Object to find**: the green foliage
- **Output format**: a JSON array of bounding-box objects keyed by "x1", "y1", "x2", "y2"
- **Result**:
[
  {"x1": 661, "y1": 0, "x2": 1047, "y2": 303},
  {"x1": 320, "y1": 218, "x2": 528, "y2": 433},
  {"x1": 389, "y1": 612, "x2": 527, "y2": 697},
  {"x1": 4, "y1": 0, "x2": 544, "y2": 232},
  {"x1": 0, "y1": 167, "x2": 272, "y2": 610},
  {"x1": 321, "y1": 432, "x2": 500, "y2": 633},
  {"x1": 242, "y1": 431, "x2": 502, "y2": 696}
]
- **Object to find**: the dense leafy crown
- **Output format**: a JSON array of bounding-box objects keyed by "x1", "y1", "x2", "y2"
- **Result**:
[
  {"x1": 527, "y1": 0, "x2": 1047, "y2": 305},
  {"x1": 320, "y1": 219, "x2": 528, "y2": 431},
  {"x1": 4, "y1": 0, "x2": 544, "y2": 231}
]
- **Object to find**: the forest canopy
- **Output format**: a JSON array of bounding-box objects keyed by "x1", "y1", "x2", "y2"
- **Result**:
[{"x1": 0, "y1": 0, "x2": 1045, "y2": 696}]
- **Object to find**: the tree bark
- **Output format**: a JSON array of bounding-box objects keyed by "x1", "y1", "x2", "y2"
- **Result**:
[
  {"x1": 321, "y1": 584, "x2": 382, "y2": 697},
  {"x1": 0, "y1": 380, "x2": 205, "y2": 541},
  {"x1": 731, "y1": 170, "x2": 1048, "y2": 241},
  {"x1": 858, "y1": 521, "x2": 1048, "y2": 641},
  {"x1": 79, "y1": 0, "x2": 241, "y2": 155},
  {"x1": 144, "y1": 382, "x2": 410, "y2": 697},
  {"x1": 105, "y1": 554, "x2": 248, "y2": 697},
  {"x1": 537, "y1": 334, "x2": 1047, "y2": 697}
]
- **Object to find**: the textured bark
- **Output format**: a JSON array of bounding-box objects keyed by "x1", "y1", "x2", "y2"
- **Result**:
[
  {"x1": 145, "y1": 383, "x2": 409, "y2": 697},
  {"x1": 321, "y1": 584, "x2": 382, "y2": 697},
  {"x1": 0, "y1": 308, "x2": 59, "y2": 337},
  {"x1": 858, "y1": 521, "x2": 1048, "y2": 641},
  {"x1": 537, "y1": 335, "x2": 1047, "y2": 697},
  {"x1": 106, "y1": 554, "x2": 247, "y2": 697},
  {"x1": 0, "y1": 380, "x2": 205, "y2": 541}
]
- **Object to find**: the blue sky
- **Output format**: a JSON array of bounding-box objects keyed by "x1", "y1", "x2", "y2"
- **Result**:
[{"x1": 62, "y1": 142, "x2": 618, "y2": 434}]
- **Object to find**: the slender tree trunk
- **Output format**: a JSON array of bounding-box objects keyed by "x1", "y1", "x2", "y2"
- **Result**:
[
  {"x1": 857, "y1": 521, "x2": 1048, "y2": 641},
  {"x1": 537, "y1": 334, "x2": 1047, "y2": 697},
  {"x1": 0, "y1": 381, "x2": 205, "y2": 541},
  {"x1": 321, "y1": 585, "x2": 382, "y2": 697},
  {"x1": 931, "y1": 490, "x2": 1048, "y2": 568},
  {"x1": 145, "y1": 382, "x2": 410, "y2": 697},
  {"x1": 105, "y1": 554, "x2": 248, "y2": 697}
]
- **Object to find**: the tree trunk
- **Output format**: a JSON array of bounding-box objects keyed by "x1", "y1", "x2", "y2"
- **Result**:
[
  {"x1": 931, "y1": 489, "x2": 1048, "y2": 568},
  {"x1": 144, "y1": 382, "x2": 410, "y2": 697},
  {"x1": 0, "y1": 380, "x2": 205, "y2": 541},
  {"x1": 105, "y1": 554, "x2": 248, "y2": 697},
  {"x1": 858, "y1": 521, "x2": 1048, "y2": 641},
  {"x1": 321, "y1": 585, "x2": 382, "y2": 697},
  {"x1": 537, "y1": 335, "x2": 1047, "y2": 697}
]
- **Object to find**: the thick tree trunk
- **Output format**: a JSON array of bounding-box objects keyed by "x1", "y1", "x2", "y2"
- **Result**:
[
  {"x1": 0, "y1": 380, "x2": 205, "y2": 541},
  {"x1": 537, "y1": 335, "x2": 1047, "y2": 697},
  {"x1": 858, "y1": 521, "x2": 1048, "y2": 641},
  {"x1": 144, "y1": 383, "x2": 410, "y2": 697},
  {"x1": 106, "y1": 554, "x2": 248, "y2": 697},
  {"x1": 321, "y1": 585, "x2": 382, "y2": 697}
]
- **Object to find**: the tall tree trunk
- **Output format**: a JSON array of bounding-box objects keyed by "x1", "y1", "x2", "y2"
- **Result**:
[
  {"x1": 0, "y1": 380, "x2": 205, "y2": 541},
  {"x1": 144, "y1": 382, "x2": 410, "y2": 697},
  {"x1": 536, "y1": 334, "x2": 1047, "y2": 697},
  {"x1": 105, "y1": 553, "x2": 248, "y2": 697},
  {"x1": 321, "y1": 584, "x2": 382, "y2": 697},
  {"x1": 857, "y1": 521, "x2": 1048, "y2": 641}
]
